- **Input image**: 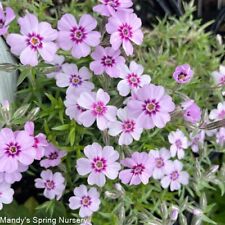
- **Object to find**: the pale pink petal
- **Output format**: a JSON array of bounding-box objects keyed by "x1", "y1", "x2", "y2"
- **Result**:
[
  {"x1": 58, "y1": 13, "x2": 77, "y2": 31},
  {"x1": 20, "y1": 47, "x2": 38, "y2": 66},
  {"x1": 57, "y1": 31, "x2": 73, "y2": 50},
  {"x1": 119, "y1": 169, "x2": 132, "y2": 184},
  {"x1": 38, "y1": 22, "x2": 58, "y2": 41},
  {"x1": 38, "y1": 42, "x2": 58, "y2": 62},
  {"x1": 71, "y1": 43, "x2": 91, "y2": 59},
  {"x1": 18, "y1": 13, "x2": 38, "y2": 35},
  {"x1": 6, "y1": 34, "x2": 27, "y2": 55},
  {"x1": 77, "y1": 158, "x2": 92, "y2": 175},
  {"x1": 161, "y1": 176, "x2": 171, "y2": 189},
  {"x1": 117, "y1": 80, "x2": 130, "y2": 96},
  {"x1": 88, "y1": 172, "x2": 106, "y2": 187},
  {"x1": 69, "y1": 196, "x2": 81, "y2": 210},
  {"x1": 79, "y1": 110, "x2": 96, "y2": 127},
  {"x1": 123, "y1": 40, "x2": 133, "y2": 56}
]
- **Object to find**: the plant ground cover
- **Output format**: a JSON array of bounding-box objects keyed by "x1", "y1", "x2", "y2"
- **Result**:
[{"x1": 0, "y1": 1, "x2": 224, "y2": 225}]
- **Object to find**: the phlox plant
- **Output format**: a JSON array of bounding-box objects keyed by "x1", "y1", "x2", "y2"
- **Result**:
[{"x1": 0, "y1": 0, "x2": 225, "y2": 225}]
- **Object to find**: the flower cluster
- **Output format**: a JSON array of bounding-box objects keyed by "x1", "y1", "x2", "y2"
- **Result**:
[
  {"x1": 0, "y1": 1, "x2": 224, "y2": 224},
  {"x1": 0, "y1": 121, "x2": 66, "y2": 208}
]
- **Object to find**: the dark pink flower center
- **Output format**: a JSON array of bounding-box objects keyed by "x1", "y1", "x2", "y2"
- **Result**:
[
  {"x1": 155, "y1": 157, "x2": 164, "y2": 168},
  {"x1": 143, "y1": 99, "x2": 160, "y2": 116},
  {"x1": 127, "y1": 73, "x2": 141, "y2": 88},
  {"x1": 219, "y1": 110, "x2": 225, "y2": 119},
  {"x1": 33, "y1": 137, "x2": 39, "y2": 148},
  {"x1": 70, "y1": 26, "x2": 86, "y2": 44},
  {"x1": 122, "y1": 120, "x2": 135, "y2": 133},
  {"x1": 45, "y1": 180, "x2": 55, "y2": 190},
  {"x1": 177, "y1": 73, "x2": 188, "y2": 81},
  {"x1": 0, "y1": 19, "x2": 5, "y2": 28},
  {"x1": 101, "y1": 56, "x2": 115, "y2": 67},
  {"x1": 104, "y1": 0, "x2": 120, "y2": 9},
  {"x1": 76, "y1": 104, "x2": 86, "y2": 112},
  {"x1": 118, "y1": 23, "x2": 133, "y2": 40},
  {"x1": 70, "y1": 74, "x2": 82, "y2": 86},
  {"x1": 219, "y1": 76, "x2": 225, "y2": 85},
  {"x1": 5, "y1": 142, "x2": 21, "y2": 157},
  {"x1": 132, "y1": 164, "x2": 145, "y2": 175},
  {"x1": 92, "y1": 157, "x2": 107, "y2": 172},
  {"x1": 26, "y1": 33, "x2": 43, "y2": 50},
  {"x1": 81, "y1": 196, "x2": 92, "y2": 207},
  {"x1": 175, "y1": 139, "x2": 182, "y2": 149},
  {"x1": 170, "y1": 170, "x2": 179, "y2": 181},
  {"x1": 92, "y1": 101, "x2": 107, "y2": 116},
  {"x1": 48, "y1": 152, "x2": 59, "y2": 160}
]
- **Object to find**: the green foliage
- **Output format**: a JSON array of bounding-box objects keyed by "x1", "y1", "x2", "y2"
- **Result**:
[{"x1": 0, "y1": 0, "x2": 225, "y2": 224}]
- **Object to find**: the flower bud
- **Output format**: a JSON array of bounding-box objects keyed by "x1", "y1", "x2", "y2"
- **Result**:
[
  {"x1": 170, "y1": 205, "x2": 179, "y2": 221},
  {"x1": 104, "y1": 191, "x2": 119, "y2": 199},
  {"x1": 115, "y1": 183, "x2": 125, "y2": 195}
]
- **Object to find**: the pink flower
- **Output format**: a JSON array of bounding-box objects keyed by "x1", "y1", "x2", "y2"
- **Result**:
[
  {"x1": 46, "y1": 54, "x2": 65, "y2": 78},
  {"x1": 160, "y1": 160, "x2": 189, "y2": 191},
  {"x1": 106, "y1": 12, "x2": 143, "y2": 56},
  {"x1": 0, "y1": 183, "x2": 14, "y2": 210},
  {"x1": 77, "y1": 143, "x2": 121, "y2": 187},
  {"x1": 173, "y1": 64, "x2": 193, "y2": 84},
  {"x1": 24, "y1": 121, "x2": 48, "y2": 160},
  {"x1": 168, "y1": 129, "x2": 188, "y2": 159},
  {"x1": 57, "y1": 14, "x2": 101, "y2": 59},
  {"x1": 90, "y1": 46, "x2": 125, "y2": 78},
  {"x1": 189, "y1": 131, "x2": 205, "y2": 153},
  {"x1": 77, "y1": 89, "x2": 117, "y2": 130},
  {"x1": 181, "y1": 99, "x2": 201, "y2": 124},
  {"x1": 69, "y1": 185, "x2": 100, "y2": 218},
  {"x1": 35, "y1": 169, "x2": 65, "y2": 200},
  {"x1": 127, "y1": 84, "x2": 175, "y2": 129},
  {"x1": 0, "y1": 4, "x2": 15, "y2": 35},
  {"x1": 119, "y1": 152, "x2": 153, "y2": 185},
  {"x1": 55, "y1": 63, "x2": 94, "y2": 93},
  {"x1": 0, "y1": 128, "x2": 36, "y2": 173},
  {"x1": 216, "y1": 128, "x2": 225, "y2": 147},
  {"x1": 64, "y1": 90, "x2": 87, "y2": 124},
  {"x1": 0, "y1": 164, "x2": 28, "y2": 184},
  {"x1": 209, "y1": 102, "x2": 225, "y2": 121},
  {"x1": 212, "y1": 65, "x2": 225, "y2": 86},
  {"x1": 93, "y1": 0, "x2": 133, "y2": 17},
  {"x1": 149, "y1": 148, "x2": 171, "y2": 179},
  {"x1": 6, "y1": 13, "x2": 58, "y2": 66},
  {"x1": 117, "y1": 61, "x2": 151, "y2": 96},
  {"x1": 40, "y1": 143, "x2": 67, "y2": 168},
  {"x1": 108, "y1": 108, "x2": 143, "y2": 145}
]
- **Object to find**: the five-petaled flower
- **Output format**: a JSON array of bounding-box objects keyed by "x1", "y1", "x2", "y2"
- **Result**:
[
  {"x1": 127, "y1": 84, "x2": 175, "y2": 129},
  {"x1": 77, "y1": 143, "x2": 121, "y2": 187},
  {"x1": 7, "y1": 13, "x2": 58, "y2": 66},
  {"x1": 106, "y1": 12, "x2": 143, "y2": 56},
  {"x1": 35, "y1": 169, "x2": 65, "y2": 200},
  {"x1": 69, "y1": 184, "x2": 100, "y2": 218},
  {"x1": 77, "y1": 89, "x2": 117, "y2": 130},
  {"x1": 160, "y1": 160, "x2": 189, "y2": 191},
  {"x1": 168, "y1": 129, "x2": 188, "y2": 159},
  {"x1": 0, "y1": 4, "x2": 15, "y2": 35},
  {"x1": 0, "y1": 128, "x2": 36, "y2": 173},
  {"x1": 108, "y1": 107, "x2": 143, "y2": 145},
  {"x1": 90, "y1": 46, "x2": 125, "y2": 78},
  {"x1": 93, "y1": 0, "x2": 133, "y2": 17},
  {"x1": 57, "y1": 13, "x2": 101, "y2": 59},
  {"x1": 119, "y1": 152, "x2": 153, "y2": 185},
  {"x1": 55, "y1": 63, "x2": 94, "y2": 94},
  {"x1": 117, "y1": 61, "x2": 151, "y2": 96}
]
